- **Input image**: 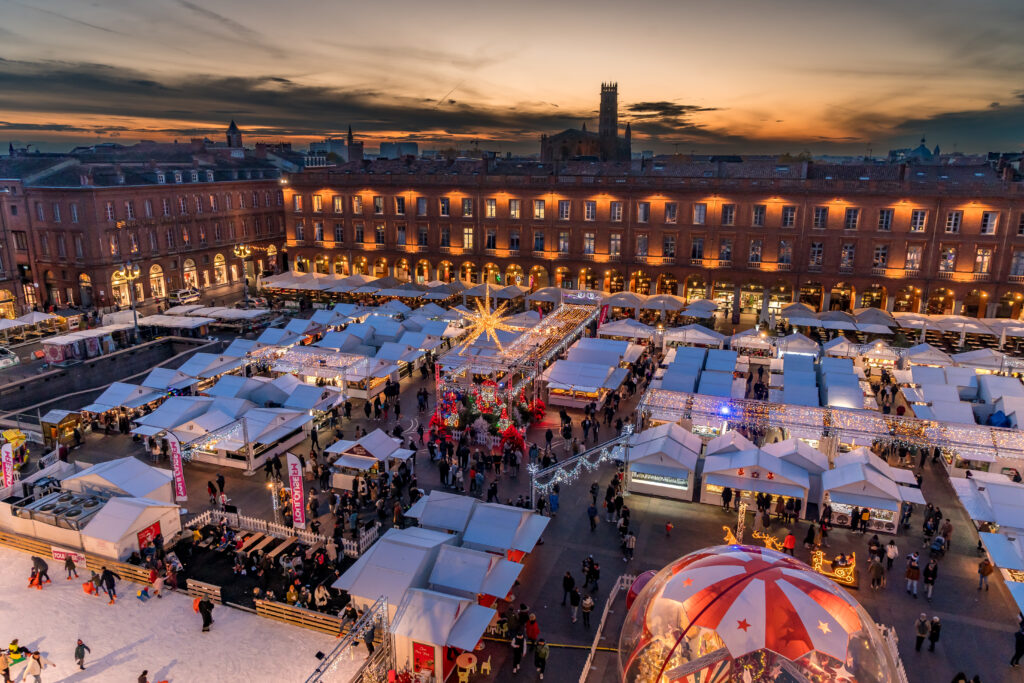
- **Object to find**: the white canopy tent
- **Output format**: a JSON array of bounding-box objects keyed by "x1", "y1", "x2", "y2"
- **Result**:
[
  {"x1": 80, "y1": 382, "x2": 163, "y2": 413},
  {"x1": 461, "y1": 503, "x2": 550, "y2": 557},
  {"x1": 597, "y1": 318, "x2": 656, "y2": 340},
  {"x1": 664, "y1": 324, "x2": 726, "y2": 348},
  {"x1": 427, "y1": 545, "x2": 522, "y2": 602},
  {"x1": 626, "y1": 423, "x2": 703, "y2": 498},
  {"x1": 404, "y1": 490, "x2": 480, "y2": 536},
  {"x1": 701, "y1": 449, "x2": 812, "y2": 509},
  {"x1": 903, "y1": 343, "x2": 953, "y2": 367},
  {"x1": 62, "y1": 457, "x2": 174, "y2": 503},
  {"x1": 81, "y1": 497, "x2": 181, "y2": 561}
]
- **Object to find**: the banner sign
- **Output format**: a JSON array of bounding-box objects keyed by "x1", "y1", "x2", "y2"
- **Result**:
[
  {"x1": 167, "y1": 435, "x2": 188, "y2": 501},
  {"x1": 50, "y1": 546, "x2": 87, "y2": 568},
  {"x1": 286, "y1": 452, "x2": 306, "y2": 529},
  {"x1": 136, "y1": 521, "x2": 162, "y2": 549},
  {"x1": 598, "y1": 304, "x2": 609, "y2": 327},
  {"x1": 1, "y1": 443, "x2": 13, "y2": 488}
]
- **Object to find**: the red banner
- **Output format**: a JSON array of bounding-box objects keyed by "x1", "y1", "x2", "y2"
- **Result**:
[
  {"x1": 136, "y1": 520, "x2": 162, "y2": 549},
  {"x1": 287, "y1": 452, "x2": 306, "y2": 529},
  {"x1": 167, "y1": 435, "x2": 188, "y2": 501},
  {"x1": 1, "y1": 443, "x2": 13, "y2": 488},
  {"x1": 50, "y1": 545, "x2": 87, "y2": 568},
  {"x1": 598, "y1": 304, "x2": 609, "y2": 327}
]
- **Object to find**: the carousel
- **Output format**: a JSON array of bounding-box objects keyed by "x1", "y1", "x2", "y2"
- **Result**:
[{"x1": 619, "y1": 545, "x2": 901, "y2": 683}]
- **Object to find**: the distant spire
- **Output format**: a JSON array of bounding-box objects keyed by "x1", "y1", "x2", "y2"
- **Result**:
[
  {"x1": 347, "y1": 125, "x2": 353, "y2": 146},
  {"x1": 7, "y1": 142, "x2": 12, "y2": 156},
  {"x1": 581, "y1": 122, "x2": 587, "y2": 132},
  {"x1": 227, "y1": 119, "x2": 240, "y2": 133}
]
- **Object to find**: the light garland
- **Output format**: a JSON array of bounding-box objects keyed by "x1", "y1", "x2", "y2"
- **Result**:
[
  {"x1": 810, "y1": 550, "x2": 857, "y2": 587},
  {"x1": 529, "y1": 438, "x2": 626, "y2": 502},
  {"x1": 640, "y1": 386, "x2": 1024, "y2": 462}
]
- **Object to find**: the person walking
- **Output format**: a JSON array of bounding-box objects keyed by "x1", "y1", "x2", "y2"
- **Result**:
[
  {"x1": 561, "y1": 571, "x2": 575, "y2": 606},
  {"x1": 581, "y1": 593, "x2": 595, "y2": 629},
  {"x1": 587, "y1": 504, "x2": 598, "y2": 532},
  {"x1": 534, "y1": 639, "x2": 550, "y2": 679},
  {"x1": 1011, "y1": 624, "x2": 1024, "y2": 667},
  {"x1": 905, "y1": 552, "x2": 921, "y2": 598},
  {"x1": 623, "y1": 531, "x2": 636, "y2": 562},
  {"x1": 782, "y1": 532, "x2": 796, "y2": 556},
  {"x1": 928, "y1": 616, "x2": 941, "y2": 652},
  {"x1": 216, "y1": 472, "x2": 225, "y2": 494},
  {"x1": 100, "y1": 566, "x2": 120, "y2": 604},
  {"x1": 885, "y1": 540, "x2": 899, "y2": 570},
  {"x1": 73, "y1": 640, "x2": 90, "y2": 670},
  {"x1": 569, "y1": 586, "x2": 581, "y2": 623},
  {"x1": 923, "y1": 559, "x2": 939, "y2": 601},
  {"x1": 869, "y1": 557, "x2": 884, "y2": 590},
  {"x1": 979, "y1": 557, "x2": 994, "y2": 591},
  {"x1": 25, "y1": 652, "x2": 55, "y2": 683},
  {"x1": 510, "y1": 630, "x2": 526, "y2": 674},
  {"x1": 524, "y1": 614, "x2": 540, "y2": 650},
  {"x1": 914, "y1": 613, "x2": 929, "y2": 651},
  {"x1": 198, "y1": 596, "x2": 215, "y2": 632},
  {"x1": 31, "y1": 557, "x2": 51, "y2": 587},
  {"x1": 363, "y1": 620, "x2": 376, "y2": 654}
]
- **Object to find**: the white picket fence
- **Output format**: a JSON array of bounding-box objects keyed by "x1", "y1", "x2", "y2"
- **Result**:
[
  {"x1": 186, "y1": 510, "x2": 327, "y2": 546},
  {"x1": 341, "y1": 523, "x2": 380, "y2": 558},
  {"x1": 879, "y1": 624, "x2": 910, "y2": 683}
]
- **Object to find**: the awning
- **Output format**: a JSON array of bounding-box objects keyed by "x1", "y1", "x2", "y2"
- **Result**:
[
  {"x1": 979, "y1": 531, "x2": 1024, "y2": 571},
  {"x1": 704, "y1": 473, "x2": 804, "y2": 499},
  {"x1": 825, "y1": 490, "x2": 899, "y2": 512},
  {"x1": 447, "y1": 604, "x2": 496, "y2": 651}
]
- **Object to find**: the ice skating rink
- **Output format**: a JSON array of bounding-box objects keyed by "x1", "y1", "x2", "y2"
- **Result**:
[{"x1": 0, "y1": 546, "x2": 361, "y2": 682}]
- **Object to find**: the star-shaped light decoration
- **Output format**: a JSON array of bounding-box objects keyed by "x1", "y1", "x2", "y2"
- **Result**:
[
  {"x1": 817, "y1": 620, "x2": 831, "y2": 635},
  {"x1": 455, "y1": 283, "x2": 516, "y2": 354}
]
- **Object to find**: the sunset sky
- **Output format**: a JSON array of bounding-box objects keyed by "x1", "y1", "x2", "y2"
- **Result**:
[{"x1": 2, "y1": 0, "x2": 1023, "y2": 155}]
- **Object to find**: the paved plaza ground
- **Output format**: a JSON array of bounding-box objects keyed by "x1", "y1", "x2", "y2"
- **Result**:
[{"x1": 40, "y1": 357, "x2": 1024, "y2": 683}]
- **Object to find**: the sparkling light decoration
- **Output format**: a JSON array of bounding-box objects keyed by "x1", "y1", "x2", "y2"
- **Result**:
[
  {"x1": 751, "y1": 529, "x2": 784, "y2": 552},
  {"x1": 529, "y1": 437, "x2": 626, "y2": 502},
  {"x1": 810, "y1": 550, "x2": 858, "y2": 587},
  {"x1": 455, "y1": 283, "x2": 516, "y2": 353}
]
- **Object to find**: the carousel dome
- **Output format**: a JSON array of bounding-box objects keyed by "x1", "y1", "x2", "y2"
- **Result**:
[{"x1": 618, "y1": 545, "x2": 899, "y2": 682}]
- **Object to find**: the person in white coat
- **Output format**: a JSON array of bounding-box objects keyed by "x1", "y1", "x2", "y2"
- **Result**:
[{"x1": 25, "y1": 651, "x2": 55, "y2": 683}]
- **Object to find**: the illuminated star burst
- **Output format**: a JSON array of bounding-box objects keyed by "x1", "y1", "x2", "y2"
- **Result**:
[{"x1": 456, "y1": 283, "x2": 516, "y2": 354}]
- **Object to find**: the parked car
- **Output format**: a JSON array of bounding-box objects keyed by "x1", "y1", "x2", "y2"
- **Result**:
[{"x1": 168, "y1": 288, "x2": 201, "y2": 305}]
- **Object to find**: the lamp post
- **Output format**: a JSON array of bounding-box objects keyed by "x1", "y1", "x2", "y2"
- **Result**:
[
  {"x1": 115, "y1": 261, "x2": 141, "y2": 343},
  {"x1": 233, "y1": 244, "x2": 253, "y2": 306},
  {"x1": 267, "y1": 479, "x2": 282, "y2": 523}
]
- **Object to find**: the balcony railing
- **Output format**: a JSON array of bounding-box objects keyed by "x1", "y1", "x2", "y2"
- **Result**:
[
  {"x1": 581, "y1": 252, "x2": 596, "y2": 260},
  {"x1": 838, "y1": 265, "x2": 854, "y2": 274},
  {"x1": 663, "y1": 256, "x2": 676, "y2": 265},
  {"x1": 936, "y1": 271, "x2": 955, "y2": 280},
  {"x1": 807, "y1": 263, "x2": 822, "y2": 272},
  {"x1": 904, "y1": 268, "x2": 920, "y2": 278},
  {"x1": 484, "y1": 248, "x2": 499, "y2": 256},
  {"x1": 776, "y1": 262, "x2": 792, "y2": 271},
  {"x1": 1009, "y1": 274, "x2": 1024, "y2": 283},
  {"x1": 871, "y1": 266, "x2": 887, "y2": 277},
  {"x1": 972, "y1": 272, "x2": 991, "y2": 282},
  {"x1": 508, "y1": 248, "x2": 519, "y2": 257},
  {"x1": 636, "y1": 254, "x2": 651, "y2": 264},
  {"x1": 690, "y1": 257, "x2": 704, "y2": 266},
  {"x1": 747, "y1": 261, "x2": 762, "y2": 270},
  {"x1": 439, "y1": 245, "x2": 452, "y2": 254}
]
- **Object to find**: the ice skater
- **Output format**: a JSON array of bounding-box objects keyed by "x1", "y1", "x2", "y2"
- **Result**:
[
  {"x1": 25, "y1": 651, "x2": 55, "y2": 682},
  {"x1": 64, "y1": 555, "x2": 78, "y2": 580},
  {"x1": 198, "y1": 597, "x2": 215, "y2": 632},
  {"x1": 73, "y1": 640, "x2": 90, "y2": 670},
  {"x1": 100, "y1": 566, "x2": 121, "y2": 604}
]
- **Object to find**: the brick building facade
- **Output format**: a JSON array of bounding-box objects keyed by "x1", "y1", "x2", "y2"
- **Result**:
[
  {"x1": 0, "y1": 129, "x2": 287, "y2": 314},
  {"x1": 281, "y1": 157, "x2": 1024, "y2": 320}
]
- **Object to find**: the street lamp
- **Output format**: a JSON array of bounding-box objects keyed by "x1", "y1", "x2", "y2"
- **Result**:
[
  {"x1": 234, "y1": 244, "x2": 253, "y2": 305},
  {"x1": 267, "y1": 479, "x2": 282, "y2": 523},
  {"x1": 115, "y1": 261, "x2": 141, "y2": 343}
]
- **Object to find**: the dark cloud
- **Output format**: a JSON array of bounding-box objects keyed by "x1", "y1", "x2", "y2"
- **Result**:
[{"x1": 626, "y1": 101, "x2": 719, "y2": 117}]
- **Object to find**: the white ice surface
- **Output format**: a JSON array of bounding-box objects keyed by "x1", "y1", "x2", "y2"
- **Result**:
[{"x1": 0, "y1": 545, "x2": 367, "y2": 682}]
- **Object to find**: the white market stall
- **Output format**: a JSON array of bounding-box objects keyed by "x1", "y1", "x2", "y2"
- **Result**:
[
  {"x1": 427, "y1": 544, "x2": 522, "y2": 607},
  {"x1": 327, "y1": 429, "x2": 414, "y2": 489},
  {"x1": 625, "y1": 423, "x2": 702, "y2": 500},
  {"x1": 540, "y1": 360, "x2": 628, "y2": 408},
  {"x1": 597, "y1": 318, "x2": 656, "y2": 341},
  {"x1": 81, "y1": 497, "x2": 181, "y2": 560},
  {"x1": 663, "y1": 324, "x2": 726, "y2": 349},
  {"x1": 822, "y1": 462, "x2": 925, "y2": 534},
  {"x1": 62, "y1": 457, "x2": 174, "y2": 503},
  {"x1": 700, "y1": 449, "x2": 812, "y2": 513},
  {"x1": 461, "y1": 502, "x2": 549, "y2": 562}
]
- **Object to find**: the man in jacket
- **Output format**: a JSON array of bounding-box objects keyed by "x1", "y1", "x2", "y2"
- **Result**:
[
  {"x1": 561, "y1": 571, "x2": 575, "y2": 605},
  {"x1": 25, "y1": 652, "x2": 54, "y2": 683},
  {"x1": 198, "y1": 597, "x2": 215, "y2": 632},
  {"x1": 73, "y1": 640, "x2": 90, "y2": 670},
  {"x1": 534, "y1": 639, "x2": 550, "y2": 679},
  {"x1": 31, "y1": 557, "x2": 51, "y2": 586},
  {"x1": 510, "y1": 630, "x2": 525, "y2": 674},
  {"x1": 569, "y1": 587, "x2": 581, "y2": 623},
  {"x1": 979, "y1": 558, "x2": 994, "y2": 591},
  {"x1": 581, "y1": 594, "x2": 595, "y2": 628},
  {"x1": 914, "y1": 613, "x2": 929, "y2": 651},
  {"x1": 100, "y1": 567, "x2": 121, "y2": 604},
  {"x1": 64, "y1": 555, "x2": 78, "y2": 580}
]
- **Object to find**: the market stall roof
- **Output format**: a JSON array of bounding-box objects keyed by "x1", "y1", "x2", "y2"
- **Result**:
[
  {"x1": 604, "y1": 291, "x2": 647, "y2": 309},
  {"x1": 325, "y1": 428, "x2": 413, "y2": 461},
  {"x1": 684, "y1": 298, "x2": 718, "y2": 311},
  {"x1": 664, "y1": 324, "x2": 725, "y2": 346},
  {"x1": 953, "y1": 348, "x2": 1009, "y2": 372},
  {"x1": 132, "y1": 396, "x2": 214, "y2": 433},
  {"x1": 283, "y1": 384, "x2": 343, "y2": 412},
  {"x1": 375, "y1": 342, "x2": 423, "y2": 364},
  {"x1": 626, "y1": 422, "x2": 702, "y2": 474},
  {"x1": 761, "y1": 438, "x2": 829, "y2": 474},
  {"x1": 706, "y1": 431, "x2": 756, "y2": 455},
  {"x1": 853, "y1": 307, "x2": 897, "y2": 327},
  {"x1": 40, "y1": 408, "x2": 78, "y2": 424},
  {"x1": 904, "y1": 343, "x2": 953, "y2": 367},
  {"x1": 206, "y1": 375, "x2": 266, "y2": 400},
  {"x1": 176, "y1": 352, "x2": 246, "y2": 379},
  {"x1": 428, "y1": 545, "x2": 523, "y2": 598},
  {"x1": 729, "y1": 328, "x2": 773, "y2": 350},
  {"x1": 568, "y1": 336, "x2": 643, "y2": 364},
  {"x1": 139, "y1": 368, "x2": 198, "y2": 392},
  {"x1": 697, "y1": 370, "x2": 737, "y2": 398},
  {"x1": 63, "y1": 457, "x2": 172, "y2": 500},
  {"x1": 703, "y1": 449, "x2": 811, "y2": 496},
  {"x1": 822, "y1": 336, "x2": 859, "y2": 358},
  {"x1": 777, "y1": 332, "x2": 820, "y2": 357},
  {"x1": 911, "y1": 400, "x2": 977, "y2": 424},
  {"x1": 822, "y1": 463, "x2": 908, "y2": 512},
  {"x1": 838, "y1": 447, "x2": 918, "y2": 487},
  {"x1": 978, "y1": 374, "x2": 1024, "y2": 404},
  {"x1": 332, "y1": 453, "x2": 378, "y2": 470},
  {"x1": 256, "y1": 327, "x2": 302, "y2": 347},
  {"x1": 501, "y1": 310, "x2": 542, "y2": 330},
  {"x1": 404, "y1": 490, "x2": 480, "y2": 533},
  {"x1": 597, "y1": 318, "x2": 656, "y2": 340},
  {"x1": 856, "y1": 323, "x2": 894, "y2": 335},
  {"x1": 541, "y1": 360, "x2": 628, "y2": 393},
  {"x1": 326, "y1": 273, "x2": 377, "y2": 293},
  {"x1": 332, "y1": 527, "x2": 454, "y2": 605},
  {"x1": 136, "y1": 314, "x2": 215, "y2": 329},
  {"x1": 414, "y1": 303, "x2": 448, "y2": 317},
  {"x1": 525, "y1": 286, "x2": 565, "y2": 303},
  {"x1": 397, "y1": 331, "x2": 444, "y2": 352},
  {"x1": 951, "y1": 472, "x2": 1024, "y2": 529},
  {"x1": 391, "y1": 588, "x2": 496, "y2": 652},
  {"x1": 862, "y1": 341, "x2": 900, "y2": 362},
  {"x1": 81, "y1": 382, "x2": 163, "y2": 413},
  {"x1": 461, "y1": 503, "x2": 550, "y2": 555},
  {"x1": 979, "y1": 531, "x2": 1024, "y2": 571},
  {"x1": 705, "y1": 349, "x2": 738, "y2": 372},
  {"x1": 781, "y1": 302, "x2": 816, "y2": 318},
  {"x1": 492, "y1": 284, "x2": 529, "y2": 300},
  {"x1": 17, "y1": 311, "x2": 58, "y2": 324},
  {"x1": 82, "y1": 496, "x2": 179, "y2": 544},
  {"x1": 44, "y1": 325, "x2": 134, "y2": 347},
  {"x1": 163, "y1": 304, "x2": 205, "y2": 315},
  {"x1": 643, "y1": 293, "x2": 687, "y2": 312}
]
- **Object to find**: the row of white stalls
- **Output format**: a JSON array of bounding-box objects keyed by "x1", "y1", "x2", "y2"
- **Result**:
[
  {"x1": 0, "y1": 457, "x2": 181, "y2": 561},
  {"x1": 334, "y1": 491, "x2": 548, "y2": 682},
  {"x1": 540, "y1": 337, "x2": 641, "y2": 408},
  {"x1": 326, "y1": 429, "x2": 414, "y2": 489},
  {"x1": 621, "y1": 424, "x2": 925, "y2": 533},
  {"x1": 951, "y1": 471, "x2": 1024, "y2": 614}
]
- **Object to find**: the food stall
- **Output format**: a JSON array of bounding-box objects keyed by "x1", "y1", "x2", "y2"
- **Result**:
[
  {"x1": 541, "y1": 359, "x2": 628, "y2": 409},
  {"x1": 327, "y1": 429, "x2": 414, "y2": 489},
  {"x1": 700, "y1": 448, "x2": 813, "y2": 514},
  {"x1": 40, "y1": 411, "x2": 81, "y2": 451},
  {"x1": 625, "y1": 423, "x2": 702, "y2": 501},
  {"x1": 821, "y1": 462, "x2": 924, "y2": 534}
]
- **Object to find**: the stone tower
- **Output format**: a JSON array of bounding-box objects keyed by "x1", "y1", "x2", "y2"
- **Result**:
[
  {"x1": 226, "y1": 120, "x2": 242, "y2": 148},
  {"x1": 599, "y1": 83, "x2": 618, "y2": 161}
]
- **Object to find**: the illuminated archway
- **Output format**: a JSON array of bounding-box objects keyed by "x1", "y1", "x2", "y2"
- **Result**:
[
  {"x1": 373, "y1": 257, "x2": 388, "y2": 278},
  {"x1": 333, "y1": 256, "x2": 349, "y2": 276},
  {"x1": 963, "y1": 289, "x2": 989, "y2": 318},
  {"x1": 482, "y1": 262, "x2": 501, "y2": 284},
  {"x1": 630, "y1": 270, "x2": 651, "y2": 295},
  {"x1": 437, "y1": 261, "x2": 454, "y2": 282},
  {"x1": 799, "y1": 282, "x2": 823, "y2": 310},
  {"x1": 829, "y1": 282, "x2": 853, "y2": 311},
  {"x1": 394, "y1": 258, "x2": 410, "y2": 281},
  {"x1": 579, "y1": 267, "x2": 597, "y2": 290},
  {"x1": 352, "y1": 256, "x2": 368, "y2": 275},
  {"x1": 996, "y1": 291, "x2": 1024, "y2": 319},
  {"x1": 460, "y1": 261, "x2": 478, "y2": 284},
  {"x1": 859, "y1": 283, "x2": 886, "y2": 309},
  {"x1": 926, "y1": 288, "x2": 954, "y2": 315},
  {"x1": 313, "y1": 254, "x2": 329, "y2": 275},
  {"x1": 682, "y1": 275, "x2": 704, "y2": 300},
  {"x1": 604, "y1": 269, "x2": 625, "y2": 293},
  {"x1": 415, "y1": 259, "x2": 431, "y2": 284},
  {"x1": 892, "y1": 286, "x2": 921, "y2": 313},
  {"x1": 553, "y1": 266, "x2": 570, "y2": 288},
  {"x1": 149, "y1": 264, "x2": 165, "y2": 299},
  {"x1": 505, "y1": 264, "x2": 525, "y2": 287},
  {"x1": 183, "y1": 258, "x2": 200, "y2": 287}
]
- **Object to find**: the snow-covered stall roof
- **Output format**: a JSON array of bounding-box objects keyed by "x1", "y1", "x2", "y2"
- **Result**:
[
  {"x1": 391, "y1": 588, "x2": 496, "y2": 652},
  {"x1": 81, "y1": 382, "x2": 163, "y2": 413},
  {"x1": 332, "y1": 527, "x2": 454, "y2": 605},
  {"x1": 461, "y1": 503, "x2": 550, "y2": 555},
  {"x1": 62, "y1": 457, "x2": 173, "y2": 502},
  {"x1": 428, "y1": 545, "x2": 523, "y2": 599},
  {"x1": 403, "y1": 490, "x2": 480, "y2": 534}
]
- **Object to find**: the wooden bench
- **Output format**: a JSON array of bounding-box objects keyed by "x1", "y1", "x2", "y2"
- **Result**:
[
  {"x1": 250, "y1": 536, "x2": 276, "y2": 555},
  {"x1": 186, "y1": 578, "x2": 223, "y2": 605},
  {"x1": 267, "y1": 536, "x2": 297, "y2": 560},
  {"x1": 239, "y1": 533, "x2": 265, "y2": 553},
  {"x1": 304, "y1": 541, "x2": 324, "y2": 560}
]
